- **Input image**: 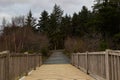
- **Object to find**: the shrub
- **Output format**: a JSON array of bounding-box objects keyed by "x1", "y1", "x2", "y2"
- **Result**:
[
  {"x1": 64, "y1": 37, "x2": 86, "y2": 53},
  {"x1": 99, "y1": 41, "x2": 108, "y2": 51},
  {"x1": 41, "y1": 47, "x2": 49, "y2": 56}
]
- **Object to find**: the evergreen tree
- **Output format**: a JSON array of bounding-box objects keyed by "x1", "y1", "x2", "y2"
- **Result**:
[
  {"x1": 92, "y1": 0, "x2": 120, "y2": 49},
  {"x1": 79, "y1": 6, "x2": 91, "y2": 34},
  {"x1": 38, "y1": 10, "x2": 49, "y2": 33},
  {"x1": 26, "y1": 10, "x2": 36, "y2": 28},
  {"x1": 61, "y1": 14, "x2": 72, "y2": 37},
  {"x1": 72, "y1": 13, "x2": 80, "y2": 36},
  {"x1": 71, "y1": 6, "x2": 91, "y2": 37},
  {"x1": 49, "y1": 4, "x2": 63, "y2": 49},
  {"x1": 95, "y1": 2, "x2": 120, "y2": 37}
]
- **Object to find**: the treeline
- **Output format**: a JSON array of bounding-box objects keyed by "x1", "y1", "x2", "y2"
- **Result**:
[
  {"x1": 0, "y1": 0, "x2": 120, "y2": 54},
  {"x1": 0, "y1": 12, "x2": 49, "y2": 55}
]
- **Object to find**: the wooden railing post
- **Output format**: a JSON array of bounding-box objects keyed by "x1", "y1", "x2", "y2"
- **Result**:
[
  {"x1": 105, "y1": 50, "x2": 110, "y2": 80},
  {"x1": 72, "y1": 53, "x2": 74, "y2": 65},
  {"x1": 34, "y1": 54, "x2": 36, "y2": 70},
  {"x1": 38, "y1": 54, "x2": 41, "y2": 67},
  {"x1": 71, "y1": 54, "x2": 73, "y2": 65},
  {"x1": 5, "y1": 51, "x2": 10, "y2": 80},
  {"x1": 24, "y1": 52, "x2": 28, "y2": 76},
  {"x1": 40, "y1": 54, "x2": 42, "y2": 66},
  {"x1": 77, "y1": 54, "x2": 79, "y2": 68},
  {"x1": 74, "y1": 54, "x2": 75, "y2": 66},
  {"x1": 86, "y1": 51, "x2": 89, "y2": 74},
  {"x1": 73, "y1": 54, "x2": 75, "y2": 66}
]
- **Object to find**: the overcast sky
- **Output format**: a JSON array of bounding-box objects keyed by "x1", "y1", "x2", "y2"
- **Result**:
[{"x1": 0, "y1": 0, "x2": 95, "y2": 26}]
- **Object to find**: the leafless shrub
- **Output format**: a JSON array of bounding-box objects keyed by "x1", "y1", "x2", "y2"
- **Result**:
[
  {"x1": 0, "y1": 26, "x2": 49, "y2": 53},
  {"x1": 64, "y1": 37, "x2": 86, "y2": 53}
]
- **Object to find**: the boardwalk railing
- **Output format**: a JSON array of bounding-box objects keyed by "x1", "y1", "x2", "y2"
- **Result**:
[
  {"x1": 71, "y1": 50, "x2": 120, "y2": 80},
  {"x1": 0, "y1": 51, "x2": 42, "y2": 80}
]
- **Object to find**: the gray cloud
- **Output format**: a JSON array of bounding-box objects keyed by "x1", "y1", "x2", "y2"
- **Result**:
[
  {"x1": 0, "y1": 0, "x2": 29, "y2": 5},
  {"x1": 0, "y1": 0, "x2": 94, "y2": 25}
]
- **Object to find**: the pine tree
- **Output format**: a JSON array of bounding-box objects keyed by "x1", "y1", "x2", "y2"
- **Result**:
[
  {"x1": 72, "y1": 12, "x2": 81, "y2": 36},
  {"x1": 38, "y1": 10, "x2": 49, "y2": 33},
  {"x1": 26, "y1": 10, "x2": 36, "y2": 28},
  {"x1": 49, "y1": 4, "x2": 63, "y2": 49},
  {"x1": 61, "y1": 14, "x2": 72, "y2": 37}
]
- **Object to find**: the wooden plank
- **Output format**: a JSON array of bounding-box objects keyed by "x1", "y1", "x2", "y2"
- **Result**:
[
  {"x1": 5, "y1": 53, "x2": 10, "y2": 80},
  {"x1": 111, "y1": 55, "x2": 114, "y2": 80},
  {"x1": 88, "y1": 70, "x2": 106, "y2": 80},
  {"x1": 86, "y1": 52, "x2": 88, "y2": 74},
  {"x1": 0, "y1": 57, "x2": 6, "y2": 80},
  {"x1": 97, "y1": 54, "x2": 100, "y2": 76},
  {"x1": 0, "y1": 54, "x2": 7, "y2": 58},
  {"x1": 25, "y1": 53, "x2": 29, "y2": 76},
  {"x1": 34, "y1": 54, "x2": 36, "y2": 70},
  {"x1": 24, "y1": 64, "x2": 95, "y2": 80},
  {"x1": 77, "y1": 54, "x2": 79, "y2": 68},
  {"x1": 114, "y1": 56, "x2": 117, "y2": 80},
  {"x1": 109, "y1": 53, "x2": 120, "y2": 56},
  {"x1": 118, "y1": 56, "x2": 120, "y2": 80},
  {"x1": 88, "y1": 52, "x2": 106, "y2": 55},
  {"x1": 105, "y1": 50, "x2": 110, "y2": 80}
]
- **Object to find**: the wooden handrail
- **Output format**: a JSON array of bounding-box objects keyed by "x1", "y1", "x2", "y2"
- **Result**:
[
  {"x1": 0, "y1": 51, "x2": 42, "y2": 80},
  {"x1": 71, "y1": 49, "x2": 120, "y2": 80}
]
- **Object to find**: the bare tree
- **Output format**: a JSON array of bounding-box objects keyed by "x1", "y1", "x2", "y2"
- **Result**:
[{"x1": 12, "y1": 16, "x2": 25, "y2": 27}]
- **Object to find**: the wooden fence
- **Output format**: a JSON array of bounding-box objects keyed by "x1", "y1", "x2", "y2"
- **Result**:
[
  {"x1": 71, "y1": 50, "x2": 120, "y2": 80},
  {"x1": 0, "y1": 51, "x2": 42, "y2": 80}
]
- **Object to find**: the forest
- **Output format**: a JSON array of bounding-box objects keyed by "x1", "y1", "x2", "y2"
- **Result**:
[{"x1": 0, "y1": 0, "x2": 120, "y2": 56}]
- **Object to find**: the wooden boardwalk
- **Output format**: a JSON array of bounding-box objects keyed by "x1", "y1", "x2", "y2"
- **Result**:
[
  {"x1": 23, "y1": 52, "x2": 95, "y2": 80},
  {"x1": 24, "y1": 64, "x2": 95, "y2": 80}
]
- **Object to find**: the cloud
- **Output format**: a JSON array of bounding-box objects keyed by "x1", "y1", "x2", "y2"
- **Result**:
[
  {"x1": 0, "y1": 0, "x2": 29, "y2": 6},
  {"x1": 0, "y1": 13, "x2": 12, "y2": 25},
  {"x1": 0, "y1": 0, "x2": 94, "y2": 25},
  {"x1": 48, "y1": 0, "x2": 94, "y2": 15},
  {"x1": 0, "y1": 13, "x2": 11, "y2": 18}
]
